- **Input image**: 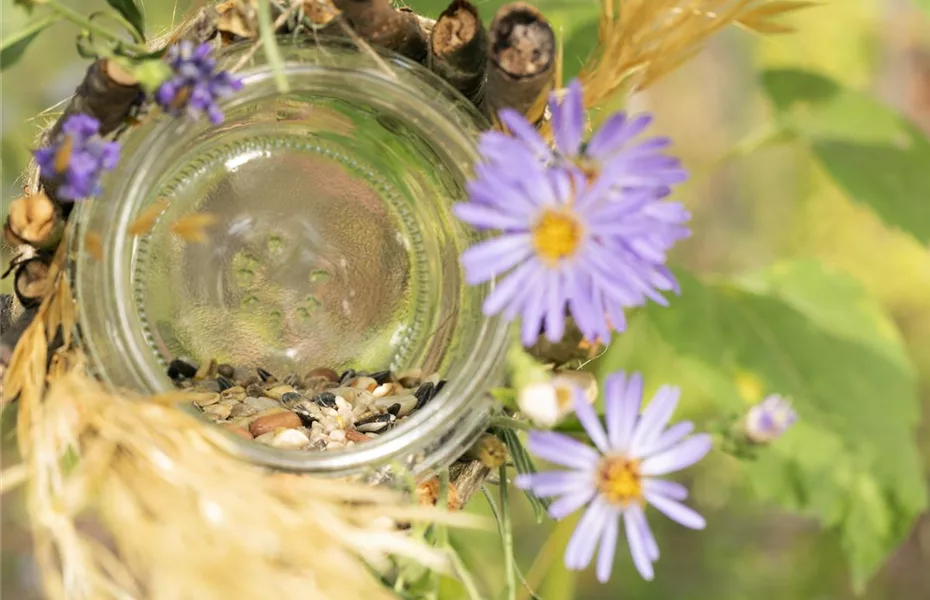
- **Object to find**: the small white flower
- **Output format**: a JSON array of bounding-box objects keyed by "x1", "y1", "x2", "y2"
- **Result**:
[{"x1": 518, "y1": 370, "x2": 598, "y2": 428}]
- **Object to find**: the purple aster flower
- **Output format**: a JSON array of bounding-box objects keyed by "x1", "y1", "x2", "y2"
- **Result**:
[
  {"x1": 479, "y1": 79, "x2": 688, "y2": 196},
  {"x1": 457, "y1": 162, "x2": 689, "y2": 347},
  {"x1": 155, "y1": 41, "x2": 242, "y2": 125},
  {"x1": 34, "y1": 114, "x2": 121, "y2": 201},
  {"x1": 516, "y1": 371, "x2": 712, "y2": 583},
  {"x1": 744, "y1": 394, "x2": 797, "y2": 443}
]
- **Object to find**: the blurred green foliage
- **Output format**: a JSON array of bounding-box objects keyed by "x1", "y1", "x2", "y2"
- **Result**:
[{"x1": 2, "y1": 1, "x2": 930, "y2": 600}]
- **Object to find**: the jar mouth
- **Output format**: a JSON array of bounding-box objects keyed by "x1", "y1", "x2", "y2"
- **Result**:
[{"x1": 72, "y1": 38, "x2": 510, "y2": 474}]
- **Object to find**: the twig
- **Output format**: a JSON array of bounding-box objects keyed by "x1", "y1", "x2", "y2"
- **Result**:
[
  {"x1": 484, "y1": 2, "x2": 555, "y2": 120},
  {"x1": 428, "y1": 0, "x2": 487, "y2": 103},
  {"x1": 332, "y1": 0, "x2": 428, "y2": 63}
]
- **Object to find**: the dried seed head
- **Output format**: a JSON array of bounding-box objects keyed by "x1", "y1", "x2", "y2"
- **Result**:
[
  {"x1": 5, "y1": 192, "x2": 61, "y2": 248},
  {"x1": 15, "y1": 259, "x2": 51, "y2": 308},
  {"x1": 416, "y1": 478, "x2": 462, "y2": 510}
]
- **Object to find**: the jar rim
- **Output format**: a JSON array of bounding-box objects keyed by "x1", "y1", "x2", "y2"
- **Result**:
[{"x1": 72, "y1": 37, "x2": 511, "y2": 475}]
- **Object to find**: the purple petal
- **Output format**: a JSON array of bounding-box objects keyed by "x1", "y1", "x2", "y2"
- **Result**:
[
  {"x1": 610, "y1": 372, "x2": 643, "y2": 451},
  {"x1": 642, "y1": 478, "x2": 688, "y2": 501},
  {"x1": 543, "y1": 269, "x2": 566, "y2": 342},
  {"x1": 640, "y1": 434, "x2": 712, "y2": 476},
  {"x1": 551, "y1": 79, "x2": 585, "y2": 157},
  {"x1": 564, "y1": 498, "x2": 612, "y2": 570},
  {"x1": 548, "y1": 487, "x2": 597, "y2": 519},
  {"x1": 515, "y1": 470, "x2": 595, "y2": 498},
  {"x1": 453, "y1": 203, "x2": 530, "y2": 231},
  {"x1": 595, "y1": 508, "x2": 620, "y2": 583},
  {"x1": 603, "y1": 371, "x2": 626, "y2": 447},
  {"x1": 623, "y1": 507, "x2": 655, "y2": 580},
  {"x1": 572, "y1": 389, "x2": 609, "y2": 453},
  {"x1": 498, "y1": 109, "x2": 551, "y2": 161},
  {"x1": 585, "y1": 112, "x2": 627, "y2": 159},
  {"x1": 645, "y1": 492, "x2": 706, "y2": 529},
  {"x1": 483, "y1": 260, "x2": 539, "y2": 317},
  {"x1": 628, "y1": 504, "x2": 659, "y2": 561},
  {"x1": 460, "y1": 234, "x2": 533, "y2": 285},
  {"x1": 526, "y1": 431, "x2": 601, "y2": 471},
  {"x1": 588, "y1": 113, "x2": 654, "y2": 161},
  {"x1": 638, "y1": 421, "x2": 694, "y2": 457},
  {"x1": 521, "y1": 282, "x2": 548, "y2": 346},
  {"x1": 630, "y1": 385, "x2": 681, "y2": 456}
]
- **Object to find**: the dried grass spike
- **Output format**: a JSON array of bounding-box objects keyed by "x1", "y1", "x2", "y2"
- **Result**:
[
  {"x1": 573, "y1": 0, "x2": 815, "y2": 123},
  {"x1": 14, "y1": 258, "x2": 51, "y2": 310},
  {"x1": 737, "y1": 0, "x2": 816, "y2": 34}
]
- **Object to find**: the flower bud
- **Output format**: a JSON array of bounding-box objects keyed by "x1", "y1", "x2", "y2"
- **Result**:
[
  {"x1": 744, "y1": 395, "x2": 797, "y2": 444},
  {"x1": 517, "y1": 370, "x2": 598, "y2": 428}
]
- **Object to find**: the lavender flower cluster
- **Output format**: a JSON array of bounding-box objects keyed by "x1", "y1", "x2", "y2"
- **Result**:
[
  {"x1": 154, "y1": 41, "x2": 243, "y2": 125},
  {"x1": 36, "y1": 42, "x2": 241, "y2": 201}
]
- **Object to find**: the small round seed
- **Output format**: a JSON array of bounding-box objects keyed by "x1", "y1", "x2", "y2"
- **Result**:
[
  {"x1": 168, "y1": 358, "x2": 198, "y2": 380},
  {"x1": 414, "y1": 382, "x2": 435, "y2": 410},
  {"x1": 217, "y1": 363, "x2": 235, "y2": 378}
]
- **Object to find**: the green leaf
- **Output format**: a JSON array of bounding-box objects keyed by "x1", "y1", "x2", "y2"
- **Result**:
[
  {"x1": 496, "y1": 429, "x2": 550, "y2": 522},
  {"x1": 0, "y1": 16, "x2": 59, "y2": 71},
  {"x1": 105, "y1": 0, "x2": 145, "y2": 39},
  {"x1": 615, "y1": 262, "x2": 926, "y2": 590},
  {"x1": 761, "y1": 69, "x2": 930, "y2": 244}
]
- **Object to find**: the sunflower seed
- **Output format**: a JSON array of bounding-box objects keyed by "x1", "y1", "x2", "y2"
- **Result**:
[
  {"x1": 355, "y1": 412, "x2": 396, "y2": 433},
  {"x1": 414, "y1": 382, "x2": 435, "y2": 410}
]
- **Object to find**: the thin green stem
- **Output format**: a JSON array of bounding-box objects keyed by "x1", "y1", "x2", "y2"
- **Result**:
[
  {"x1": 499, "y1": 466, "x2": 516, "y2": 600},
  {"x1": 257, "y1": 0, "x2": 289, "y2": 92},
  {"x1": 481, "y1": 487, "x2": 540, "y2": 600},
  {"x1": 45, "y1": 0, "x2": 148, "y2": 55},
  {"x1": 490, "y1": 416, "x2": 534, "y2": 432},
  {"x1": 448, "y1": 546, "x2": 486, "y2": 600}
]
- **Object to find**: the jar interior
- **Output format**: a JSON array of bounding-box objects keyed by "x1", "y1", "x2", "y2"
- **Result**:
[
  {"x1": 73, "y1": 40, "x2": 508, "y2": 472},
  {"x1": 138, "y1": 96, "x2": 463, "y2": 377}
]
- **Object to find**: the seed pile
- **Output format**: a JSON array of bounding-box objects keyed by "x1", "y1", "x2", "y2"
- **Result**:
[{"x1": 169, "y1": 359, "x2": 446, "y2": 452}]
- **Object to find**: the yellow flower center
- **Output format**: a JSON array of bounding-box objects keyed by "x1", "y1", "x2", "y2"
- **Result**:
[
  {"x1": 597, "y1": 456, "x2": 643, "y2": 506},
  {"x1": 532, "y1": 210, "x2": 583, "y2": 263}
]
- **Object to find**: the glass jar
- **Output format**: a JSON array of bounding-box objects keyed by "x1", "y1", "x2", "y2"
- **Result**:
[{"x1": 70, "y1": 38, "x2": 509, "y2": 475}]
